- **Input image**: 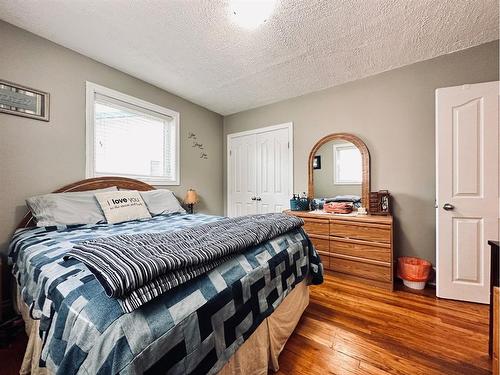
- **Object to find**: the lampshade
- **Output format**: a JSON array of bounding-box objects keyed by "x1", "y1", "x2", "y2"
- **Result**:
[{"x1": 184, "y1": 189, "x2": 199, "y2": 205}]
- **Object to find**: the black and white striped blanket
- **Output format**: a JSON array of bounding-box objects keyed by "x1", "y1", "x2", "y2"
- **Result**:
[{"x1": 65, "y1": 213, "x2": 304, "y2": 312}]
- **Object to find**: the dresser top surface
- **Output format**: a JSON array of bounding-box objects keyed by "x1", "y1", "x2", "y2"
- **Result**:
[{"x1": 284, "y1": 210, "x2": 393, "y2": 224}]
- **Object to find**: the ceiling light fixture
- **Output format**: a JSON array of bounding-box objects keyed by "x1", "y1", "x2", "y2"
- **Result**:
[{"x1": 229, "y1": 0, "x2": 276, "y2": 30}]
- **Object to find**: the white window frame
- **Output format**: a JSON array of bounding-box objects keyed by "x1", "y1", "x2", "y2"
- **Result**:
[
  {"x1": 85, "y1": 82, "x2": 180, "y2": 185},
  {"x1": 333, "y1": 142, "x2": 362, "y2": 185}
]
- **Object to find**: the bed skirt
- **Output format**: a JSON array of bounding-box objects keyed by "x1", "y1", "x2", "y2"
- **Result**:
[{"x1": 17, "y1": 280, "x2": 309, "y2": 375}]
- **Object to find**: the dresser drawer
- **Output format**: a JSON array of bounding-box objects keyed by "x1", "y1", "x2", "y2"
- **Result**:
[
  {"x1": 330, "y1": 220, "x2": 391, "y2": 243},
  {"x1": 330, "y1": 238, "x2": 391, "y2": 263},
  {"x1": 308, "y1": 235, "x2": 331, "y2": 270},
  {"x1": 309, "y1": 235, "x2": 330, "y2": 254},
  {"x1": 303, "y1": 219, "x2": 330, "y2": 236},
  {"x1": 317, "y1": 254, "x2": 331, "y2": 270},
  {"x1": 330, "y1": 257, "x2": 392, "y2": 282}
]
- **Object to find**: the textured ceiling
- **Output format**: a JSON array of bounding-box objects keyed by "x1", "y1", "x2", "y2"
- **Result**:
[{"x1": 0, "y1": 0, "x2": 498, "y2": 115}]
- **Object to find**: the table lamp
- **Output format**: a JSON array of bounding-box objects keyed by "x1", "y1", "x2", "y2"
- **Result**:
[{"x1": 184, "y1": 189, "x2": 199, "y2": 214}]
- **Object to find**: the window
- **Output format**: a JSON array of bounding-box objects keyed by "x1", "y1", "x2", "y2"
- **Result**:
[
  {"x1": 333, "y1": 143, "x2": 362, "y2": 185},
  {"x1": 86, "y1": 82, "x2": 179, "y2": 185}
]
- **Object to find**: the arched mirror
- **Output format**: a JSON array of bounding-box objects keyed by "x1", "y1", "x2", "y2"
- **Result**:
[{"x1": 308, "y1": 133, "x2": 370, "y2": 209}]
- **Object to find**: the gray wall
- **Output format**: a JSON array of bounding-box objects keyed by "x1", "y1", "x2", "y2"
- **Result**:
[
  {"x1": 224, "y1": 41, "x2": 499, "y2": 264},
  {"x1": 0, "y1": 21, "x2": 224, "y2": 255}
]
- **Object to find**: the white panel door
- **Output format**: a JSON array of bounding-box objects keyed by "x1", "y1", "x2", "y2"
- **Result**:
[
  {"x1": 227, "y1": 134, "x2": 257, "y2": 217},
  {"x1": 436, "y1": 81, "x2": 499, "y2": 304},
  {"x1": 227, "y1": 123, "x2": 293, "y2": 217},
  {"x1": 256, "y1": 127, "x2": 291, "y2": 214}
]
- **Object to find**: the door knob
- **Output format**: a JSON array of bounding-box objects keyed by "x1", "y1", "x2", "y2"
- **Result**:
[
  {"x1": 251, "y1": 197, "x2": 257, "y2": 201},
  {"x1": 443, "y1": 203, "x2": 454, "y2": 211},
  {"x1": 256, "y1": 197, "x2": 262, "y2": 201}
]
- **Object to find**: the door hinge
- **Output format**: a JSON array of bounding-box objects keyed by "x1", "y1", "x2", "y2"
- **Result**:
[
  {"x1": 287, "y1": 142, "x2": 290, "y2": 149},
  {"x1": 229, "y1": 150, "x2": 232, "y2": 156}
]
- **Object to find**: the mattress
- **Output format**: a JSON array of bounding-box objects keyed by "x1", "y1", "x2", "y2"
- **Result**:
[{"x1": 9, "y1": 213, "x2": 317, "y2": 374}]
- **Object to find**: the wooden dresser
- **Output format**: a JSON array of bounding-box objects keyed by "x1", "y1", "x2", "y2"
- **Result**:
[
  {"x1": 286, "y1": 210, "x2": 394, "y2": 290},
  {"x1": 494, "y1": 286, "x2": 499, "y2": 375},
  {"x1": 489, "y1": 240, "x2": 499, "y2": 375}
]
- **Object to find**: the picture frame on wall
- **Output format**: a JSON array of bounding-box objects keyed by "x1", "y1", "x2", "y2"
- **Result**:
[
  {"x1": 313, "y1": 155, "x2": 321, "y2": 169},
  {"x1": 0, "y1": 80, "x2": 50, "y2": 121}
]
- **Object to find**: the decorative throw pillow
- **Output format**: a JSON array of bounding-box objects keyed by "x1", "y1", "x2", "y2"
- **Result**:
[
  {"x1": 95, "y1": 190, "x2": 151, "y2": 224},
  {"x1": 27, "y1": 187, "x2": 118, "y2": 227},
  {"x1": 140, "y1": 190, "x2": 186, "y2": 216}
]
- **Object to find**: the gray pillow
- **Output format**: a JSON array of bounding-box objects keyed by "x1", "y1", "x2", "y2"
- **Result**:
[
  {"x1": 27, "y1": 186, "x2": 118, "y2": 227},
  {"x1": 140, "y1": 189, "x2": 186, "y2": 216}
]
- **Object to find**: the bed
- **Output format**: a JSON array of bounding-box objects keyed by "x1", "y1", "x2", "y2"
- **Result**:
[{"x1": 9, "y1": 177, "x2": 322, "y2": 375}]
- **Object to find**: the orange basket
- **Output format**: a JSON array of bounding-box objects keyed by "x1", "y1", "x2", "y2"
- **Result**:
[{"x1": 397, "y1": 257, "x2": 432, "y2": 282}]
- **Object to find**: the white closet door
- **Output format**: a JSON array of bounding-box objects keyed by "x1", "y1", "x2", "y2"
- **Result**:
[
  {"x1": 256, "y1": 128, "x2": 291, "y2": 214},
  {"x1": 227, "y1": 134, "x2": 257, "y2": 217},
  {"x1": 227, "y1": 123, "x2": 293, "y2": 217},
  {"x1": 436, "y1": 81, "x2": 499, "y2": 304}
]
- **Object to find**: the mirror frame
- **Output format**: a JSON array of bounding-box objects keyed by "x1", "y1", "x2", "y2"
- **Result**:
[{"x1": 308, "y1": 133, "x2": 370, "y2": 208}]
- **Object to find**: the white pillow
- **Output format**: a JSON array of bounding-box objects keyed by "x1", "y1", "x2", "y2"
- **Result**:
[
  {"x1": 140, "y1": 190, "x2": 186, "y2": 216},
  {"x1": 27, "y1": 187, "x2": 118, "y2": 227},
  {"x1": 95, "y1": 190, "x2": 151, "y2": 224}
]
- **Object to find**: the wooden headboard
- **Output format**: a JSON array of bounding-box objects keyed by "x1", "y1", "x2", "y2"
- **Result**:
[{"x1": 17, "y1": 177, "x2": 156, "y2": 229}]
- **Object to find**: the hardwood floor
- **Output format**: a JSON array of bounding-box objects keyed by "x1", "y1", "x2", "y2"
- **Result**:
[
  {"x1": 0, "y1": 272, "x2": 491, "y2": 374},
  {"x1": 277, "y1": 272, "x2": 491, "y2": 375}
]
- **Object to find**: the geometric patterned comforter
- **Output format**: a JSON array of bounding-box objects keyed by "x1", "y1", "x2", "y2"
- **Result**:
[{"x1": 9, "y1": 213, "x2": 323, "y2": 374}]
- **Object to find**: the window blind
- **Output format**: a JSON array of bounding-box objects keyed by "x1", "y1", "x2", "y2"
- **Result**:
[{"x1": 93, "y1": 93, "x2": 177, "y2": 182}]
